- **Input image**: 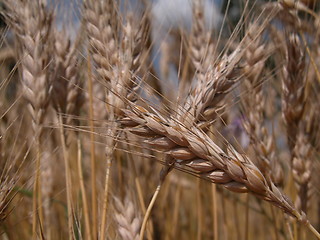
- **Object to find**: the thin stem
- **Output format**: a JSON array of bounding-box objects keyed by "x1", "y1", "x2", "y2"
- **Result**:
[
  {"x1": 128, "y1": 155, "x2": 154, "y2": 240},
  {"x1": 233, "y1": 197, "x2": 240, "y2": 239},
  {"x1": 306, "y1": 222, "x2": 320, "y2": 240},
  {"x1": 87, "y1": 54, "x2": 97, "y2": 239},
  {"x1": 171, "y1": 184, "x2": 181, "y2": 239},
  {"x1": 294, "y1": 220, "x2": 298, "y2": 240},
  {"x1": 77, "y1": 139, "x2": 92, "y2": 240},
  {"x1": 58, "y1": 113, "x2": 74, "y2": 240},
  {"x1": 100, "y1": 151, "x2": 113, "y2": 240},
  {"x1": 285, "y1": 216, "x2": 294, "y2": 240},
  {"x1": 245, "y1": 194, "x2": 249, "y2": 240},
  {"x1": 32, "y1": 135, "x2": 41, "y2": 239},
  {"x1": 139, "y1": 181, "x2": 163, "y2": 240},
  {"x1": 270, "y1": 206, "x2": 279, "y2": 240},
  {"x1": 221, "y1": 191, "x2": 228, "y2": 240},
  {"x1": 212, "y1": 184, "x2": 218, "y2": 240},
  {"x1": 292, "y1": 210, "x2": 320, "y2": 240},
  {"x1": 196, "y1": 178, "x2": 202, "y2": 240},
  {"x1": 100, "y1": 121, "x2": 117, "y2": 240}
]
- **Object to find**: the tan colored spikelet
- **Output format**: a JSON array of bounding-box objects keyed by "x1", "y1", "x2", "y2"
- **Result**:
[
  {"x1": 85, "y1": 1, "x2": 148, "y2": 115},
  {"x1": 52, "y1": 30, "x2": 70, "y2": 111},
  {"x1": 280, "y1": 31, "x2": 318, "y2": 214}
]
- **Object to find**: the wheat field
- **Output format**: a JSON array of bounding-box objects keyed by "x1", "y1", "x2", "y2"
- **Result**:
[{"x1": 0, "y1": 0, "x2": 320, "y2": 239}]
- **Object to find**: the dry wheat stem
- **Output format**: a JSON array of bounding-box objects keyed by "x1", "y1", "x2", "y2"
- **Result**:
[
  {"x1": 100, "y1": 125, "x2": 116, "y2": 240},
  {"x1": 87, "y1": 55, "x2": 98, "y2": 240},
  {"x1": 124, "y1": 137, "x2": 154, "y2": 240},
  {"x1": 58, "y1": 112, "x2": 75, "y2": 240},
  {"x1": 77, "y1": 139, "x2": 93, "y2": 240},
  {"x1": 139, "y1": 181, "x2": 162, "y2": 240}
]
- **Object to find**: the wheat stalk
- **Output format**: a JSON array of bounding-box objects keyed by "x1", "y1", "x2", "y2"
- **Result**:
[{"x1": 3, "y1": 0, "x2": 53, "y2": 236}]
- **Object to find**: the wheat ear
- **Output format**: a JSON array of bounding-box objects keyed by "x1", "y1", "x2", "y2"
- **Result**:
[
  {"x1": 114, "y1": 196, "x2": 141, "y2": 240},
  {"x1": 122, "y1": 101, "x2": 320, "y2": 237},
  {"x1": 121, "y1": 101, "x2": 319, "y2": 222},
  {"x1": 190, "y1": 0, "x2": 214, "y2": 81},
  {"x1": 282, "y1": 33, "x2": 306, "y2": 151},
  {"x1": 3, "y1": 0, "x2": 53, "y2": 236},
  {"x1": 241, "y1": 22, "x2": 283, "y2": 186}
]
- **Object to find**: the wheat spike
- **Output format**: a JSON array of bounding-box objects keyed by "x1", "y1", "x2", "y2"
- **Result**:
[
  {"x1": 114, "y1": 196, "x2": 141, "y2": 240},
  {"x1": 120, "y1": 102, "x2": 303, "y2": 220},
  {"x1": 242, "y1": 22, "x2": 283, "y2": 186},
  {"x1": 282, "y1": 33, "x2": 306, "y2": 151}
]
